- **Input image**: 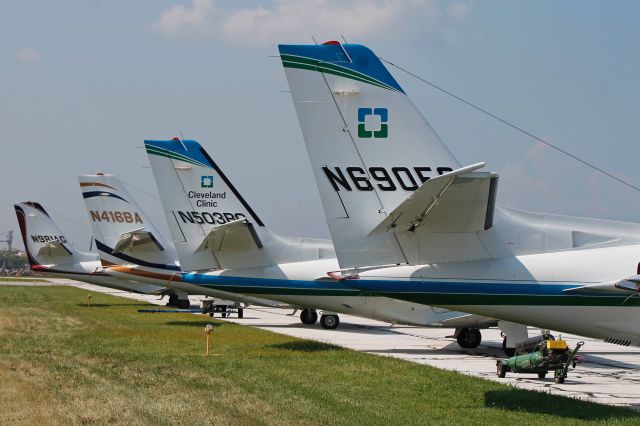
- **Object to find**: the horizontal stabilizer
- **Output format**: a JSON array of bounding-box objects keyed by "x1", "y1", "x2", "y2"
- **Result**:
[
  {"x1": 368, "y1": 163, "x2": 497, "y2": 235},
  {"x1": 113, "y1": 228, "x2": 165, "y2": 254},
  {"x1": 36, "y1": 241, "x2": 73, "y2": 257},
  {"x1": 563, "y1": 282, "x2": 629, "y2": 294},
  {"x1": 196, "y1": 219, "x2": 263, "y2": 253},
  {"x1": 616, "y1": 275, "x2": 640, "y2": 293}
]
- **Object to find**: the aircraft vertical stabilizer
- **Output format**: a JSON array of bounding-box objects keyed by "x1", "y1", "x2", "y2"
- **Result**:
[
  {"x1": 144, "y1": 139, "x2": 334, "y2": 272},
  {"x1": 78, "y1": 174, "x2": 180, "y2": 273},
  {"x1": 14, "y1": 202, "x2": 95, "y2": 267},
  {"x1": 280, "y1": 42, "x2": 497, "y2": 269}
]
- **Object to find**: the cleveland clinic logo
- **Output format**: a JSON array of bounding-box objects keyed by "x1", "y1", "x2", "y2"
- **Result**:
[
  {"x1": 200, "y1": 175, "x2": 214, "y2": 188},
  {"x1": 357, "y1": 107, "x2": 388, "y2": 138}
]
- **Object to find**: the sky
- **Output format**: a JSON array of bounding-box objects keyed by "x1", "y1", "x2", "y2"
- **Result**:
[{"x1": 1, "y1": 0, "x2": 640, "y2": 252}]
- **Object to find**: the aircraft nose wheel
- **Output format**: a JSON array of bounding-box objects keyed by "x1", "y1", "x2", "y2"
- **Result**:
[
  {"x1": 320, "y1": 314, "x2": 340, "y2": 329},
  {"x1": 456, "y1": 328, "x2": 481, "y2": 348},
  {"x1": 300, "y1": 308, "x2": 318, "y2": 325},
  {"x1": 177, "y1": 299, "x2": 191, "y2": 309}
]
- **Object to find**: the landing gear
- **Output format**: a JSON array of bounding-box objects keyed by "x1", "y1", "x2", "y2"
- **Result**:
[
  {"x1": 166, "y1": 292, "x2": 190, "y2": 309},
  {"x1": 238, "y1": 308, "x2": 244, "y2": 319},
  {"x1": 498, "y1": 321, "x2": 527, "y2": 357},
  {"x1": 320, "y1": 314, "x2": 340, "y2": 330},
  {"x1": 537, "y1": 371, "x2": 547, "y2": 379},
  {"x1": 456, "y1": 328, "x2": 482, "y2": 349},
  {"x1": 300, "y1": 308, "x2": 318, "y2": 325},
  {"x1": 167, "y1": 293, "x2": 179, "y2": 307},
  {"x1": 502, "y1": 337, "x2": 516, "y2": 357}
]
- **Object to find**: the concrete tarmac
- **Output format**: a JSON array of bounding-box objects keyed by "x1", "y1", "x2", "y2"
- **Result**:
[{"x1": 5, "y1": 279, "x2": 640, "y2": 409}]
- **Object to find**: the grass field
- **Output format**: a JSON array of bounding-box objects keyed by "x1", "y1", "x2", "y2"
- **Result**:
[
  {"x1": 0, "y1": 277, "x2": 50, "y2": 282},
  {"x1": 0, "y1": 286, "x2": 638, "y2": 425}
]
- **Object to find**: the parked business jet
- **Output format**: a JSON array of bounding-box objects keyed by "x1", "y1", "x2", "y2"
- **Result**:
[
  {"x1": 143, "y1": 138, "x2": 496, "y2": 343},
  {"x1": 13, "y1": 201, "x2": 181, "y2": 301},
  {"x1": 280, "y1": 41, "x2": 640, "y2": 348},
  {"x1": 78, "y1": 173, "x2": 288, "y2": 310}
]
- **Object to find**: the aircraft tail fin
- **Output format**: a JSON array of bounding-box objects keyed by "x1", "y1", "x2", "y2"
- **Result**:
[
  {"x1": 13, "y1": 201, "x2": 94, "y2": 268},
  {"x1": 144, "y1": 139, "x2": 267, "y2": 271},
  {"x1": 145, "y1": 139, "x2": 333, "y2": 271},
  {"x1": 78, "y1": 174, "x2": 180, "y2": 273},
  {"x1": 280, "y1": 42, "x2": 495, "y2": 269}
]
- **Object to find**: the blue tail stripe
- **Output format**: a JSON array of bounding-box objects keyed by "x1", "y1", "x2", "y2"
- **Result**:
[
  {"x1": 278, "y1": 44, "x2": 405, "y2": 93},
  {"x1": 144, "y1": 140, "x2": 213, "y2": 168}
]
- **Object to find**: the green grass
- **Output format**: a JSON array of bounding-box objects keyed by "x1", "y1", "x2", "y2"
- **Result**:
[
  {"x1": 0, "y1": 286, "x2": 637, "y2": 425},
  {"x1": 0, "y1": 276, "x2": 50, "y2": 282}
]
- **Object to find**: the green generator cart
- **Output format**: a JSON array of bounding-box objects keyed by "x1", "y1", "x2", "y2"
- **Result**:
[{"x1": 496, "y1": 336, "x2": 584, "y2": 384}]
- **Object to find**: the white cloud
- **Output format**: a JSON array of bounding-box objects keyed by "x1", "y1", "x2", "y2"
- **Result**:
[
  {"x1": 14, "y1": 47, "x2": 41, "y2": 63},
  {"x1": 447, "y1": 1, "x2": 471, "y2": 19},
  {"x1": 221, "y1": 0, "x2": 407, "y2": 46},
  {"x1": 150, "y1": 0, "x2": 472, "y2": 46},
  {"x1": 151, "y1": 0, "x2": 214, "y2": 35}
]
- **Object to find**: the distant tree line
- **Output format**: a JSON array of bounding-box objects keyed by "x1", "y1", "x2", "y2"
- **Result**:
[{"x1": 0, "y1": 249, "x2": 28, "y2": 272}]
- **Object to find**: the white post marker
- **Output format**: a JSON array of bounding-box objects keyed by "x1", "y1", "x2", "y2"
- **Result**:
[{"x1": 204, "y1": 324, "x2": 214, "y2": 356}]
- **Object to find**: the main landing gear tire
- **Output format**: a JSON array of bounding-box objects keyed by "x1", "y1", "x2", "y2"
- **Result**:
[
  {"x1": 320, "y1": 314, "x2": 340, "y2": 330},
  {"x1": 502, "y1": 337, "x2": 516, "y2": 357},
  {"x1": 300, "y1": 308, "x2": 318, "y2": 325},
  {"x1": 167, "y1": 293, "x2": 178, "y2": 307},
  {"x1": 537, "y1": 372, "x2": 547, "y2": 379},
  {"x1": 177, "y1": 299, "x2": 190, "y2": 309},
  {"x1": 237, "y1": 308, "x2": 244, "y2": 319},
  {"x1": 456, "y1": 328, "x2": 481, "y2": 349}
]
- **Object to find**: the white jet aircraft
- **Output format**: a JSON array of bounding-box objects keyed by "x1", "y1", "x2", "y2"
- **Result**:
[
  {"x1": 279, "y1": 41, "x2": 640, "y2": 348},
  {"x1": 143, "y1": 138, "x2": 497, "y2": 343},
  {"x1": 78, "y1": 173, "x2": 288, "y2": 310},
  {"x1": 13, "y1": 201, "x2": 183, "y2": 302}
]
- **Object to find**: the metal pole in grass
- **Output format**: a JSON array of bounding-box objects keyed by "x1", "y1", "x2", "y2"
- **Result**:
[
  {"x1": 87, "y1": 294, "x2": 92, "y2": 307},
  {"x1": 205, "y1": 324, "x2": 213, "y2": 355}
]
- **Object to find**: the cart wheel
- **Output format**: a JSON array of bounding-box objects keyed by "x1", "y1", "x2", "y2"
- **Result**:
[
  {"x1": 497, "y1": 363, "x2": 507, "y2": 378},
  {"x1": 238, "y1": 308, "x2": 244, "y2": 318},
  {"x1": 537, "y1": 371, "x2": 547, "y2": 379},
  {"x1": 555, "y1": 376, "x2": 565, "y2": 384}
]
